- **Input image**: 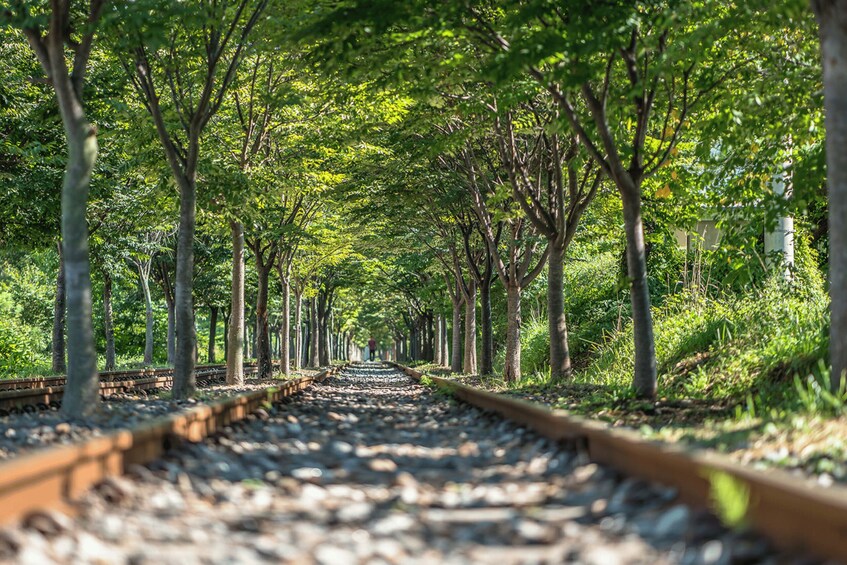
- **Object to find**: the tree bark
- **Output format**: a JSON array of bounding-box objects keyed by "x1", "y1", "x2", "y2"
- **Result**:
[
  {"x1": 622, "y1": 188, "x2": 657, "y2": 398},
  {"x1": 479, "y1": 277, "x2": 493, "y2": 375},
  {"x1": 450, "y1": 297, "x2": 463, "y2": 372},
  {"x1": 172, "y1": 178, "x2": 197, "y2": 400},
  {"x1": 52, "y1": 241, "x2": 66, "y2": 374},
  {"x1": 434, "y1": 314, "x2": 443, "y2": 366},
  {"x1": 223, "y1": 309, "x2": 230, "y2": 362},
  {"x1": 255, "y1": 261, "x2": 272, "y2": 378},
  {"x1": 309, "y1": 298, "x2": 320, "y2": 367},
  {"x1": 57, "y1": 90, "x2": 99, "y2": 417},
  {"x1": 103, "y1": 271, "x2": 115, "y2": 371},
  {"x1": 208, "y1": 305, "x2": 218, "y2": 363},
  {"x1": 440, "y1": 316, "x2": 449, "y2": 366},
  {"x1": 814, "y1": 0, "x2": 847, "y2": 391},
  {"x1": 463, "y1": 282, "x2": 477, "y2": 374},
  {"x1": 294, "y1": 290, "x2": 303, "y2": 370},
  {"x1": 280, "y1": 277, "x2": 291, "y2": 375},
  {"x1": 140, "y1": 273, "x2": 154, "y2": 365},
  {"x1": 165, "y1": 295, "x2": 175, "y2": 365},
  {"x1": 227, "y1": 223, "x2": 245, "y2": 384},
  {"x1": 548, "y1": 242, "x2": 572, "y2": 381},
  {"x1": 504, "y1": 284, "x2": 522, "y2": 382}
]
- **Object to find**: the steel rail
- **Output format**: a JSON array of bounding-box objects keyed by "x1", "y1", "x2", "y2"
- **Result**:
[
  {"x1": 0, "y1": 364, "x2": 268, "y2": 413},
  {"x1": 0, "y1": 364, "x2": 347, "y2": 526},
  {"x1": 390, "y1": 362, "x2": 847, "y2": 563}
]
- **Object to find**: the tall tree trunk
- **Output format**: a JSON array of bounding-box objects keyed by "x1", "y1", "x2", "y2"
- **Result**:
[
  {"x1": 57, "y1": 99, "x2": 99, "y2": 417},
  {"x1": 320, "y1": 310, "x2": 331, "y2": 365},
  {"x1": 503, "y1": 284, "x2": 522, "y2": 382},
  {"x1": 450, "y1": 297, "x2": 463, "y2": 372},
  {"x1": 346, "y1": 332, "x2": 353, "y2": 361},
  {"x1": 227, "y1": 222, "x2": 245, "y2": 385},
  {"x1": 223, "y1": 309, "x2": 230, "y2": 362},
  {"x1": 280, "y1": 277, "x2": 291, "y2": 375},
  {"x1": 463, "y1": 283, "x2": 477, "y2": 374},
  {"x1": 622, "y1": 189, "x2": 656, "y2": 398},
  {"x1": 140, "y1": 274, "x2": 154, "y2": 365},
  {"x1": 479, "y1": 277, "x2": 494, "y2": 375},
  {"x1": 294, "y1": 290, "x2": 303, "y2": 370},
  {"x1": 172, "y1": 177, "x2": 197, "y2": 400},
  {"x1": 421, "y1": 312, "x2": 432, "y2": 361},
  {"x1": 166, "y1": 297, "x2": 175, "y2": 365},
  {"x1": 52, "y1": 241, "x2": 66, "y2": 374},
  {"x1": 434, "y1": 314, "x2": 443, "y2": 366},
  {"x1": 309, "y1": 299, "x2": 320, "y2": 367},
  {"x1": 255, "y1": 263, "x2": 272, "y2": 379},
  {"x1": 208, "y1": 305, "x2": 218, "y2": 363},
  {"x1": 548, "y1": 242, "x2": 572, "y2": 381},
  {"x1": 440, "y1": 316, "x2": 449, "y2": 366},
  {"x1": 103, "y1": 271, "x2": 115, "y2": 371},
  {"x1": 814, "y1": 0, "x2": 847, "y2": 391}
]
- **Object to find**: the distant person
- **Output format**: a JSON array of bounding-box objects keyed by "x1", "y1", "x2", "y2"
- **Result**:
[{"x1": 368, "y1": 337, "x2": 376, "y2": 361}]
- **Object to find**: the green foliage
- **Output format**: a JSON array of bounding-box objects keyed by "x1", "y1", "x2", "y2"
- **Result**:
[
  {"x1": 708, "y1": 471, "x2": 750, "y2": 528},
  {"x1": 794, "y1": 361, "x2": 847, "y2": 416}
]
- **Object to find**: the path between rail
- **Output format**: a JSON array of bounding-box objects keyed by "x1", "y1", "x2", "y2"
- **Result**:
[{"x1": 0, "y1": 364, "x2": 820, "y2": 564}]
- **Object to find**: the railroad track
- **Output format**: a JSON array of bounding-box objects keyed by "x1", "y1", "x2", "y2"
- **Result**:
[
  {"x1": 390, "y1": 362, "x2": 847, "y2": 563},
  {"x1": 0, "y1": 363, "x2": 348, "y2": 527},
  {"x1": 0, "y1": 362, "x2": 831, "y2": 564},
  {"x1": 0, "y1": 362, "x2": 842, "y2": 562},
  {"x1": 0, "y1": 363, "x2": 265, "y2": 415}
]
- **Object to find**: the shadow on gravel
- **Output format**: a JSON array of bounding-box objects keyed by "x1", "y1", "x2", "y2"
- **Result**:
[{"x1": 3, "y1": 363, "x2": 812, "y2": 563}]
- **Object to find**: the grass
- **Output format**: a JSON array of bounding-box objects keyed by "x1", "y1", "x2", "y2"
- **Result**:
[{"x1": 447, "y1": 267, "x2": 844, "y2": 480}]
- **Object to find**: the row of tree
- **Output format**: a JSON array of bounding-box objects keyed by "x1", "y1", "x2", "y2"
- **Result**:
[{"x1": 2, "y1": 0, "x2": 844, "y2": 420}]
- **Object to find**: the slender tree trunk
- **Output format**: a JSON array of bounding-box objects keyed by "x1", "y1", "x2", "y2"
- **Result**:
[
  {"x1": 621, "y1": 189, "x2": 657, "y2": 398},
  {"x1": 410, "y1": 324, "x2": 418, "y2": 360},
  {"x1": 57, "y1": 101, "x2": 99, "y2": 417},
  {"x1": 548, "y1": 242, "x2": 572, "y2": 381},
  {"x1": 427, "y1": 312, "x2": 435, "y2": 361},
  {"x1": 440, "y1": 315, "x2": 449, "y2": 366},
  {"x1": 140, "y1": 274, "x2": 154, "y2": 365},
  {"x1": 227, "y1": 221, "x2": 245, "y2": 385},
  {"x1": 434, "y1": 314, "x2": 443, "y2": 365},
  {"x1": 223, "y1": 309, "x2": 230, "y2": 362},
  {"x1": 208, "y1": 306, "x2": 218, "y2": 363},
  {"x1": 479, "y1": 277, "x2": 493, "y2": 375},
  {"x1": 463, "y1": 282, "x2": 477, "y2": 374},
  {"x1": 172, "y1": 177, "x2": 197, "y2": 400},
  {"x1": 166, "y1": 297, "x2": 175, "y2": 365},
  {"x1": 280, "y1": 277, "x2": 291, "y2": 375},
  {"x1": 814, "y1": 0, "x2": 847, "y2": 391},
  {"x1": 421, "y1": 312, "x2": 432, "y2": 361},
  {"x1": 503, "y1": 284, "x2": 522, "y2": 382},
  {"x1": 450, "y1": 297, "x2": 463, "y2": 372},
  {"x1": 320, "y1": 310, "x2": 331, "y2": 365},
  {"x1": 309, "y1": 299, "x2": 320, "y2": 367},
  {"x1": 255, "y1": 263, "x2": 272, "y2": 379},
  {"x1": 52, "y1": 241, "x2": 66, "y2": 374},
  {"x1": 103, "y1": 271, "x2": 115, "y2": 371},
  {"x1": 294, "y1": 290, "x2": 303, "y2": 370}
]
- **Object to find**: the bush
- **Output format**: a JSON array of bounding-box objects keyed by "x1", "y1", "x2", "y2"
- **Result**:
[
  {"x1": 578, "y1": 274, "x2": 828, "y2": 405},
  {"x1": 0, "y1": 290, "x2": 47, "y2": 375}
]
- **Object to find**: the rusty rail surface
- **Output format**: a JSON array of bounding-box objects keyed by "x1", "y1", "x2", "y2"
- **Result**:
[
  {"x1": 391, "y1": 362, "x2": 847, "y2": 563},
  {"x1": 0, "y1": 363, "x2": 263, "y2": 393},
  {"x1": 0, "y1": 364, "x2": 346, "y2": 525},
  {"x1": 0, "y1": 364, "x2": 267, "y2": 413}
]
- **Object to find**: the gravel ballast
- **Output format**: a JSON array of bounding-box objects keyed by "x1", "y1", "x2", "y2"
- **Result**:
[{"x1": 0, "y1": 364, "x2": 828, "y2": 564}]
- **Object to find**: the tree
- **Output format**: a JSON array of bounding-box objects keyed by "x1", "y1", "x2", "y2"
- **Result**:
[
  {"x1": 117, "y1": 0, "x2": 268, "y2": 398},
  {"x1": 493, "y1": 103, "x2": 601, "y2": 380},
  {"x1": 3, "y1": 0, "x2": 106, "y2": 417},
  {"x1": 813, "y1": 0, "x2": 847, "y2": 390}
]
